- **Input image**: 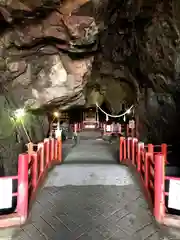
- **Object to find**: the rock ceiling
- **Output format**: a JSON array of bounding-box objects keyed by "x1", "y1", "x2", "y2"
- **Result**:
[{"x1": 0, "y1": 0, "x2": 179, "y2": 144}]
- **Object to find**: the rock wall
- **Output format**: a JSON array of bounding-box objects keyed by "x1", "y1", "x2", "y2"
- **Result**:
[
  {"x1": 92, "y1": 0, "x2": 180, "y2": 145},
  {"x1": 0, "y1": 0, "x2": 98, "y2": 175},
  {"x1": 0, "y1": 93, "x2": 49, "y2": 176},
  {"x1": 136, "y1": 1, "x2": 178, "y2": 144}
]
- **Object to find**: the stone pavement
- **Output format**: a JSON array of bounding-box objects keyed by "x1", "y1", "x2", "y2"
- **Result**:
[
  {"x1": 64, "y1": 140, "x2": 118, "y2": 164},
  {"x1": 0, "y1": 131, "x2": 179, "y2": 239}
]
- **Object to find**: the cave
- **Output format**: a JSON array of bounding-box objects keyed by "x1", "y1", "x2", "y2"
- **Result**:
[{"x1": 0, "y1": 0, "x2": 179, "y2": 176}]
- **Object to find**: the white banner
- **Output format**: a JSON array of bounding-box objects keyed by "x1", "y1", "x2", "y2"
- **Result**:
[
  {"x1": 168, "y1": 179, "x2": 180, "y2": 210},
  {"x1": 129, "y1": 120, "x2": 135, "y2": 129},
  {"x1": 55, "y1": 129, "x2": 62, "y2": 138},
  {"x1": 0, "y1": 178, "x2": 13, "y2": 209},
  {"x1": 106, "y1": 125, "x2": 111, "y2": 132}
]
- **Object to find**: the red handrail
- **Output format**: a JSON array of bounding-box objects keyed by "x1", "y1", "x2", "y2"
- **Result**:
[
  {"x1": 119, "y1": 135, "x2": 169, "y2": 224},
  {"x1": 154, "y1": 154, "x2": 165, "y2": 222},
  {"x1": 17, "y1": 154, "x2": 29, "y2": 223},
  {"x1": 0, "y1": 136, "x2": 62, "y2": 228}
]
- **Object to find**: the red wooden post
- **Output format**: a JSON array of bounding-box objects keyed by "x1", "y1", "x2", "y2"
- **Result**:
[
  {"x1": 32, "y1": 153, "x2": 38, "y2": 189},
  {"x1": 119, "y1": 124, "x2": 121, "y2": 134},
  {"x1": 124, "y1": 138, "x2": 127, "y2": 160},
  {"x1": 137, "y1": 144, "x2": 140, "y2": 172},
  {"x1": 54, "y1": 140, "x2": 58, "y2": 161},
  {"x1": 137, "y1": 142, "x2": 144, "y2": 172},
  {"x1": 38, "y1": 143, "x2": 44, "y2": 175},
  {"x1": 57, "y1": 136, "x2": 62, "y2": 162},
  {"x1": 48, "y1": 139, "x2": 51, "y2": 164},
  {"x1": 148, "y1": 144, "x2": 154, "y2": 155},
  {"x1": 44, "y1": 138, "x2": 50, "y2": 167},
  {"x1": 50, "y1": 138, "x2": 55, "y2": 161},
  {"x1": 154, "y1": 153, "x2": 165, "y2": 223},
  {"x1": 17, "y1": 153, "x2": 29, "y2": 224},
  {"x1": 127, "y1": 137, "x2": 131, "y2": 160},
  {"x1": 145, "y1": 152, "x2": 150, "y2": 188},
  {"x1": 120, "y1": 137, "x2": 125, "y2": 162},
  {"x1": 161, "y1": 144, "x2": 167, "y2": 163},
  {"x1": 132, "y1": 138, "x2": 138, "y2": 166}
]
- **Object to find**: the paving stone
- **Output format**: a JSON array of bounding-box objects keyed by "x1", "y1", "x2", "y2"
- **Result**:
[
  {"x1": 117, "y1": 211, "x2": 152, "y2": 236},
  {"x1": 55, "y1": 215, "x2": 79, "y2": 232},
  {"x1": 13, "y1": 229, "x2": 32, "y2": 240},
  {"x1": 40, "y1": 214, "x2": 66, "y2": 231},
  {"x1": 86, "y1": 229, "x2": 105, "y2": 239},
  {"x1": 21, "y1": 223, "x2": 46, "y2": 239},
  {"x1": 108, "y1": 228, "x2": 135, "y2": 240},
  {"x1": 124, "y1": 199, "x2": 151, "y2": 216},
  {"x1": 145, "y1": 231, "x2": 160, "y2": 240},
  {"x1": 106, "y1": 208, "x2": 130, "y2": 225},
  {"x1": 32, "y1": 216, "x2": 56, "y2": 239},
  {"x1": 133, "y1": 223, "x2": 158, "y2": 239},
  {"x1": 102, "y1": 204, "x2": 122, "y2": 218},
  {"x1": 96, "y1": 222, "x2": 120, "y2": 239}
]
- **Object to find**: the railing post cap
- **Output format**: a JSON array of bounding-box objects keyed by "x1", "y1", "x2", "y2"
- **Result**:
[
  {"x1": 132, "y1": 138, "x2": 138, "y2": 142},
  {"x1": 120, "y1": 136, "x2": 125, "y2": 140},
  {"x1": 26, "y1": 142, "x2": 33, "y2": 146},
  {"x1": 155, "y1": 152, "x2": 164, "y2": 157},
  {"x1": 44, "y1": 138, "x2": 49, "y2": 142},
  {"x1": 19, "y1": 153, "x2": 29, "y2": 157},
  {"x1": 31, "y1": 152, "x2": 37, "y2": 156}
]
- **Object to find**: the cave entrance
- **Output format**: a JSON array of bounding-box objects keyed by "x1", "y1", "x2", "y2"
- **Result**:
[{"x1": 66, "y1": 106, "x2": 83, "y2": 123}]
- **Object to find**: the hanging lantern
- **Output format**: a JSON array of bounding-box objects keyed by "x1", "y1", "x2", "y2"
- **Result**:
[
  {"x1": 96, "y1": 105, "x2": 99, "y2": 120},
  {"x1": 123, "y1": 114, "x2": 126, "y2": 122},
  {"x1": 106, "y1": 114, "x2": 109, "y2": 122}
]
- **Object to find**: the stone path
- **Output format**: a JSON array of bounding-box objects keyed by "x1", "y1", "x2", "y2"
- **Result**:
[
  {"x1": 0, "y1": 131, "x2": 179, "y2": 239},
  {"x1": 64, "y1": 140, "x2": 117, "y2": 164}
]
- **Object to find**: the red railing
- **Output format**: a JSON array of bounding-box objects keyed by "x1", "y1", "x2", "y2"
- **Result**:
[
  {"x1": 119, "y1": 137, "x2": 170, "y2": 224},
  {"x1": 0, "y1": 137, "x2": 62, "y2": 228},
  {"x1": 145, "y1": 143, "x2": 170, "y2": 164}
]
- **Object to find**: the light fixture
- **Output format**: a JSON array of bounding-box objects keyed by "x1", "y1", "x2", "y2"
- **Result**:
[
  {"x1": 13, "y1": 108, "x2": 31, "y2": 142},
  {"x1": 14, "y1": 108, "x2": 25, "y2": 119},
  {"x1": 53, "y1": 111, "x2": 59, "y2": 118}
]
